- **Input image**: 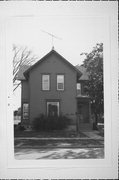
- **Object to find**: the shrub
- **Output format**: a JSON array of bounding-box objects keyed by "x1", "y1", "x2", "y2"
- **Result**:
[
  {"x1": 98, "y1": 114, "x2": 104, "y2": 123},
  {"x1": 14, "y1": 123, "x2": 25, "y2": 132},
  {"x1": 31, "y1": 114, "x2": 46, "y2": 131},
  {"x1": 32, "y1": 114, "x2": 70, "y2": 131}
]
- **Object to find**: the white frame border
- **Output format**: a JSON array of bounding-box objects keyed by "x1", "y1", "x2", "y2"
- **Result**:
[{"x1": 0, "y1": 2, "x2": 118, "y2": 179}]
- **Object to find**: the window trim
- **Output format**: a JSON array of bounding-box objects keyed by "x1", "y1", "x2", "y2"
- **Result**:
[
  {"x1": 42, "y1": 74, "x2": 50, "y2": 91},
  {"x1": 57, "y1": 74, "x2": 64, "y2": 91}
]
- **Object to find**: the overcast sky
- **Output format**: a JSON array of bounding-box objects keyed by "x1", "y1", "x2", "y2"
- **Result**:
[
  {"x1": 11, "y1": 16, "x2": 104, "y2": 66},
  {"x1": 9, "y1": 3, "x2": 107, "y2": 110}
]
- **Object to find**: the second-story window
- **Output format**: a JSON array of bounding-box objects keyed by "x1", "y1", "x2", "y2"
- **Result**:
[
  {"x1": 42, "y1": 74, "x2": 50, "y2": 90},
  {"x1": 57, "y1": 75, "x2": 64, "y2": 90},
  {"x1": 77, "y1": 83, "x2": 81, "y2": 95}
]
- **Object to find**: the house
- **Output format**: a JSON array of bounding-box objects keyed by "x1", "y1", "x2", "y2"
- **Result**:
[{"x1": 17, "y1": 49, "x2": 92, "y2": 130}]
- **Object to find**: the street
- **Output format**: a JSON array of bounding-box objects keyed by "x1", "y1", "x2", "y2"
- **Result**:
[{"x1": 14, "y1": 138, "x2": 104, "y2": 159}]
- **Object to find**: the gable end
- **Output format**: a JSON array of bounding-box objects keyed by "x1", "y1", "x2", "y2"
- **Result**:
[{"x1": 24, "y1": 50, "x2": 82, "y2": 79}]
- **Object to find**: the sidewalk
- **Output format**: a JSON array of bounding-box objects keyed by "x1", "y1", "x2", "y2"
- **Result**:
[{"x1": 80, "y1": 130, "x2": 104, "y2": 140}]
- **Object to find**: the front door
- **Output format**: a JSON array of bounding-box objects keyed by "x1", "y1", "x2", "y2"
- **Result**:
[
  {"x1": 47, "y1": 102, "x2": 59, "y2": 117},
  {"x1": 77, "y1": 102, "x2": 89, "y2": 123}
]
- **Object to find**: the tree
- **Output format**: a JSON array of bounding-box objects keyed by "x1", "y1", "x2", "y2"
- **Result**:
[
  {"x1": 81, "y1": 43, "x2": 103, "y2": 129},
  {"x1": 13, "y1": 45, "x2": 38, "y2": 91},
  {"x1": 14, "y1": 110, "x2": 18, "y2": 116}
]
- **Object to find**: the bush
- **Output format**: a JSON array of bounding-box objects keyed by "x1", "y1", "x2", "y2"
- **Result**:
[
  {"x1": 14, "y1": 123, "x2": 25, "y2": 132},
  {"x1": 98, "y1": 114, "x2": 104, "y2": 123},
  {"x1": 32, "y1": 114, "x2": 70, "y2": 131}
]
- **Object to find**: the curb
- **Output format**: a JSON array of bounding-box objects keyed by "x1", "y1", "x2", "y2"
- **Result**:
[
  {"x1": 14, "y1": 137, "x2": 104, "y2": 140},
  {"x1": 15, "y1": 145, "x2": 104, "y2": 149}
]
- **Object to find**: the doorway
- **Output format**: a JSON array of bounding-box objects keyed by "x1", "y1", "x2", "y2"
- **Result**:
[
  {"x1": 77, "y1": 102, "x2": 89, "y2": 123},
  {"x1": 47, "y1": 101, "x2": 59, "y2": 117}
]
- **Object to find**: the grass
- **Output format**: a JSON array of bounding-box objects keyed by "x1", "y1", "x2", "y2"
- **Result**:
[
  {"x1": 15, "y1": 138, "x2": 104, "y2": 148},
  {"x1": 14, "y1": 130, "x2": 87, "y2": 138},
  {"x1": 97, "y1": 123, "x2": 104, "y2": 137}
]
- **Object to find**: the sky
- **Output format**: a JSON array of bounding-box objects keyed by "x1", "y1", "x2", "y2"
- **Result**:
[
  {"x1": 11, "y1": 16, "x2": 104, "y2": 66},
  {"x1": 9, "y1": 3, "x2": 105, "y2": 110}
]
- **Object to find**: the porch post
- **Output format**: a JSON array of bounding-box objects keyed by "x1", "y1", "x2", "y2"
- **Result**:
[
  {"x1": 89, "y1": 100, "x2": 91, "y2": 123},
  {"x1": 76, "y1": 113, "x2": 80, "y2": 134}
]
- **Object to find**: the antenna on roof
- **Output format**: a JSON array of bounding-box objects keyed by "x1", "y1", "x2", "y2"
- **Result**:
[{"x1": 41, "y1": 29, "x2": 62, "y2": 50}]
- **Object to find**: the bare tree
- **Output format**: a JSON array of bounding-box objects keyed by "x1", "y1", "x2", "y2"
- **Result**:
[{"x1": 13, "y1": 45, "x2": 38, "y2": 91}]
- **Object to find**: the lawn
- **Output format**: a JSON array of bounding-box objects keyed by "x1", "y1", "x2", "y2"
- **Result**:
[
  {"x1": 15, "y1": 138, "x2": 104, "y2": 149},
  {"x1": 14, "y1": 130, "x2": 87, "y2": 138}
]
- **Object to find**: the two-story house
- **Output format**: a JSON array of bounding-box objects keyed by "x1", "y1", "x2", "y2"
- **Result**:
[{"x1": 17, "y1": 49, "x2": 91, "y2": 130}]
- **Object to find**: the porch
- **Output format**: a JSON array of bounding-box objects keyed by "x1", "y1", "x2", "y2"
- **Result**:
[{"x1": 76, "y1": 95, "x2": 92, "y2": 131}]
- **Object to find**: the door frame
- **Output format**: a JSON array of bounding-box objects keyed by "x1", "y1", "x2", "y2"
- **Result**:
[{"x1": 46, "y1": 100, "x2": 60, "y2": 116}]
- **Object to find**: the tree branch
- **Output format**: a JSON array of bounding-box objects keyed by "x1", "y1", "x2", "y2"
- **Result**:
[{"x1": 13, "y1": 82, "x2": 21, "y2": 92}]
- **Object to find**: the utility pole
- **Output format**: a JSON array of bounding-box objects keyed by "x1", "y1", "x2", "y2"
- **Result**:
[{"x1": 41, "y1": 29, "x2": 62, "y2": 50}]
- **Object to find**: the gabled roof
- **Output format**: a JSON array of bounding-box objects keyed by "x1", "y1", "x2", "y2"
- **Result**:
[
  {"x1": 24, "y1": 49, "x2": 82, "y2": 79},
  {"x1": 16, "y1": 65, "x2": 31, "y2": 80},
  {"x1": 75, "y1": 65, "x2": 89, "y2": 81}
]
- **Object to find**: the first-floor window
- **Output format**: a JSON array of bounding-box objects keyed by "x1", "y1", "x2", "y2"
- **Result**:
[
  {"x1": 47, "y1": 101, "x2": 59, "y2": 117},
  {"x1": 23, "y1": 103, "x2": 29, "y2": 119}
]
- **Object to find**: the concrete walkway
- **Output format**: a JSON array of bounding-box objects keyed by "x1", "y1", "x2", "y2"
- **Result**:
[{"x1": 81, "y1": 130, "x2": 104, "y2": 140}]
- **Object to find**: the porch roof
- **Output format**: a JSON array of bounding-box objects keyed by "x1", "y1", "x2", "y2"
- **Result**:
[
  {"x1": 76, "y1": 95, "x2": 90, "y2": 101},
  {"x1": 75, "y1": 65, "x2": 89, "y2": 81}
]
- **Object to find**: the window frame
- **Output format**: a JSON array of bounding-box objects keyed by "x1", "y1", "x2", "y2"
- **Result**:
[
  {"x1": 57, "y1": 74, "x2": 64, "y2": 91},
  {"x1": 42, "y1": 74, "x2": 50, "y2": 91}
]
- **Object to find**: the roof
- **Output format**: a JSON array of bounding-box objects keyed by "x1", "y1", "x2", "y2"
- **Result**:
[
  {"x1": 16, "y1": 65, "x2": 31, "y2": 80},
  {"x1": 75, "y1": 65, "x2": 89, "y2": 81},
  {"x1": 24, "y1": 49, "x2": 82, "y2": 79}
]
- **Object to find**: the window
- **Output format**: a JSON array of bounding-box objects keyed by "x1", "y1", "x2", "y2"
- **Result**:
[
  {"x1": 23, "y1": 103, "x2": 29, "y2": 119},
  {"x1": 42, "y1": 75, "x2": 50, "y2": 90},
  {"x1": 77, "y1": 83, "x2": 81, "y2": 95},
  {"x1": 57, "y1": 75, "x2": 64, "y2": 90},
  {"x1": 47, "y1": 101, "x2": 59, "y2": 116}
]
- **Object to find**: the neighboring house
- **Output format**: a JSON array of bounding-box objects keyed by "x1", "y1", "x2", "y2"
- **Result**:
[{"x1": 17, "y1": 49, "x2": 92, "y2": 130}]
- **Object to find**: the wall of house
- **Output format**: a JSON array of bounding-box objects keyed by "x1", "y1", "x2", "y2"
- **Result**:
[
  {"x1": 29, "y1": 53, "x2": 77, "y2": 125},
  {"x1": 21, "y1": 80, "x2": 29, "y2": 126},
  {"x1": 78, "y1": 81, "x2": 87, "y2": 96},
  {"x1": 21, "y1": 80, "x2": 29, "y2": 101}
]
